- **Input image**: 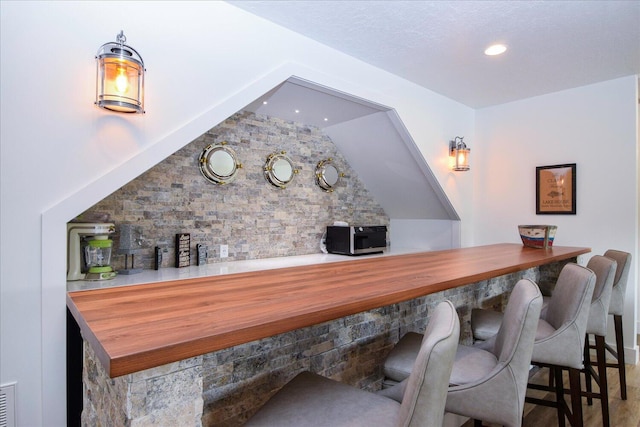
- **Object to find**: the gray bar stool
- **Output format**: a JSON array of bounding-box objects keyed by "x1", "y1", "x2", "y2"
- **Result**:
[
  {"x1": 524, "y1": 263, "x2": 595, "y2": 427},
  {"x1": 599, "y1": 249, "x2": 632, "y2": 400},
  {"x1": 473, "y1": 253, "x2": 625, "y2": 425},
  {"x1": 580, "y1": 255, "x2": 617, "y2": 427},
  {"x1": 469, "y1": 263, "x2": 595, "y2": 426},
  {"x1": 382, "y1": 279, "x2": 543, "y2": 427},
  {"x1": 244, "y1": 300, "x2": 460, "y2": 427}
]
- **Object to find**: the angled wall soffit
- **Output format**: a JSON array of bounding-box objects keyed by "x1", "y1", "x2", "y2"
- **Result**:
[{"x1": 247, "y1": 76, "x2": 459, "y2": 220}]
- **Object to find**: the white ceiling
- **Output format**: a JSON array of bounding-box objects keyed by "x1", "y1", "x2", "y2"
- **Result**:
[{"x1": 230, "y1": 0, "x2": 640, "y2": 109}]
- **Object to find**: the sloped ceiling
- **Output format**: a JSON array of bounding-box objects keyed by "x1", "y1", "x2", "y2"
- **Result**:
[
  {"x1": 244, "y1": 77, "x2": 458, "y2": 220},
  {"x1": 324, "y1": 111, "x2": 456, "y2": 220}
]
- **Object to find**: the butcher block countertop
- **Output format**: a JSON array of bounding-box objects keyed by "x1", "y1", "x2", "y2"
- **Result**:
[{"x1": 66, "y1": 243, "x2": 590, "y2": 377}]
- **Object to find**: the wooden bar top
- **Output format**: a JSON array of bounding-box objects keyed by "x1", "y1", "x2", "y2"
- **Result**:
[{"x1": 67, "y1": 243, "x2": 590, "y2": 377}]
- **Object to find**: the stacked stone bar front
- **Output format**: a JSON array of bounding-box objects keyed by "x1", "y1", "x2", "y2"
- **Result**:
[{"x1": 81, "y1": 262, "x2": 566, "y2": 426}]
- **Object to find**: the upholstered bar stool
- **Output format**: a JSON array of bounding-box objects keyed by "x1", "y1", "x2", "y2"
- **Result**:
[
  {"x1": 579, "y1": 255, "x2": 616, "y2": 427},
  {"x1": 382, "y1": 279, "x2": 542, "y2": 427},
  {"x1": 469, "y1": 263, "x2": 595, "y2": 426},
  {"x1": 244, "y1": 300, "x2": 460, "y2": 427},
  {"x1": 601, "y1": 249, "x2": 632, "y2": 400},
  {"x1": 525, "y1": 263, "x2": 595, "y2": 427},
  {"x1": 473, "y1": 253, "x2": 624, "y2": 424}
]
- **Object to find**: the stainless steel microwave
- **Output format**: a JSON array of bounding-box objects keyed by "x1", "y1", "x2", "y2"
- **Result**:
[{"x1": 325, "y1": 225, "x2": 387, "y2": 255}]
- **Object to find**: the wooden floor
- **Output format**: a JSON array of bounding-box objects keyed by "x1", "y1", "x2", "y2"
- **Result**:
[{"x1": 463, "y1": 336, "x2": 640, "y2": 427}]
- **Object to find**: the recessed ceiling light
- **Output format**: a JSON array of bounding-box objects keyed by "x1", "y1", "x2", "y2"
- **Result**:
[
  {"x1": 295, "y1": 109, "x2": 300, "y2": 113},
  {"x1": 262, "y1": 101, "x2": 268, "y2": 105},
  {"x1": 324, "y1": 118, "x2": 328, "y2": 122},
  {"x1": 484, "y1": 44, "x2": 507, "y2": 56}
]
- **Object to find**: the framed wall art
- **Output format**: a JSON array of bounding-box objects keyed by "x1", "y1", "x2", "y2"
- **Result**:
[{"x1": 536, "y1": 163, "x2": 576, "y2": 215}]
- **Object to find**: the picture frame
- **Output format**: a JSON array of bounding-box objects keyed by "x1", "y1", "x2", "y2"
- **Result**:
[{"x1": 536, "y1": 163, "x2": 576, "y2": 215}]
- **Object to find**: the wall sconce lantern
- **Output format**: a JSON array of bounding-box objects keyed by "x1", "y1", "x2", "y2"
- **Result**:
[
  {"x1": 449, "y1": 136, "x2": 470, "y2": 171},
  {"x1": 95, "y1": 30, "x2": 145, "y2": 114}
]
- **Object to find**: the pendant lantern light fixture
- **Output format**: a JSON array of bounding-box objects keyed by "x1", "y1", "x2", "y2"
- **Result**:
[
  {"x1": 95, "y1": 30, "x2": 145, "y2": 114},
  {"x1": 449, "y1": 136, "x2": 470, "y2": 171}
]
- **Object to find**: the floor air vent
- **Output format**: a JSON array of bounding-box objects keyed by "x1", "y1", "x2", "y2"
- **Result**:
[{"x1": 0, "y1": 383, "x2": 16, "y2": 427}]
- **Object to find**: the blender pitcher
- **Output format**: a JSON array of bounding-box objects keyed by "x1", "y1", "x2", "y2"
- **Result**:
[{"x1": 84, "y1": 235, "x2": 117, "y2": 280}]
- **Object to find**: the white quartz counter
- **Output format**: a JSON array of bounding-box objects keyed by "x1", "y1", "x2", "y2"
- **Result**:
[{"x1": 67, "y1": 247, "x2": 426, "y2": 292}]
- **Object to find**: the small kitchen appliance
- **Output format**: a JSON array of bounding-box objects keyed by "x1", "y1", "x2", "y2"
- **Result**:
[
  {"x1": 325, "y1": 225, "x2": 387, "y2": 256},
  {"x1": 67, "y1": 222, "x2": 117, "y2": 281}
]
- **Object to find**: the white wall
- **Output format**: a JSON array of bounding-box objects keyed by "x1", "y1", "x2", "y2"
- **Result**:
[
  {"x1": 637, "y1": 78, "x2": 640, "y2": 334},
  {"x1": 390, "y1": 219, "x2": 461, "y2": 250},
  {"x1": 474, "y1": 76, "x2": 639, "y2": 361},
  {"x1": 0, "y1": 2, "x2": 474, "y2": 426}
]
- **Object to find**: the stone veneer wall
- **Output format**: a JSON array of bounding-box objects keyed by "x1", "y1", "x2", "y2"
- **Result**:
[
  {"x1": 80, "y1": 263, "x2": 572, "y2": 427},
  {"x1": 82, "y1": 343, "x2": 204, "y2": 427},
  {"x1": 79, "y1": 110, "x2": 388, "y2": 271}
]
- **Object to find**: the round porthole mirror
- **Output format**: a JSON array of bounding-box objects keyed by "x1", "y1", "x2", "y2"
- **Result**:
[
  {"x1": 264, "y1": 151, "x2": 298, "y2": 189},
  {"x1": 199, "y1": 142, "x2": 242, "y2": 185},
  {"x1": 315, "y1": 158, "x2": 343, "y2": 192}
]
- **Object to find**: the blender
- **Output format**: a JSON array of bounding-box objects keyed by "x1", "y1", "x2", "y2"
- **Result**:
[
  {"x1": 67, "y1": 222, "x2": 117, "y2": 281},
  {"x1": 84, "y1": 235, "x2": 117, "y2": 280}
]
